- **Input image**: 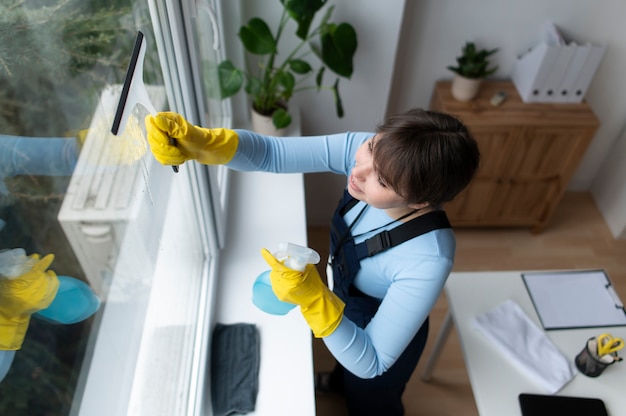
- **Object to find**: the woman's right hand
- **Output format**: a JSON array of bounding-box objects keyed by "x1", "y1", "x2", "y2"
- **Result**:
[{"x1": 145, "y1": 112, "x2": 239, "y2": 166}]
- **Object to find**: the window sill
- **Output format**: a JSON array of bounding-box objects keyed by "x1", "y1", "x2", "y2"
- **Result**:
[{"x1": 211, "y1": 169, "x2": 315, "y2": 415}]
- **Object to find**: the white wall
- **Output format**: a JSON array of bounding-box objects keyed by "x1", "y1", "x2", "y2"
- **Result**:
[{"x1": 222, "y1": 0, "x2": 626, "y2": 235}]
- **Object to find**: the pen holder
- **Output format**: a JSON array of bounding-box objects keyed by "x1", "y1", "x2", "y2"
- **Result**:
[{"x1": 575, "y1": 337, "x2": 619, "y2": 377}]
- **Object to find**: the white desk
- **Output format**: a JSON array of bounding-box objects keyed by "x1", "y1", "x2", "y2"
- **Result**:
[
  {"x1": 214, "y1": 171, "x2": 315, "y2": 416},
  {"x1": 422, "y1": 271, "x2": 626, "y2": 416}
]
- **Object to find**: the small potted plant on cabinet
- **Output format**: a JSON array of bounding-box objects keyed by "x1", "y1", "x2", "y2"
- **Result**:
[
  {"x1": 447, "y1": 41, "x2": 498, "y2": 101},
  {"x1": 217, "y1": 0, "x2": 358, "y2": 134}
]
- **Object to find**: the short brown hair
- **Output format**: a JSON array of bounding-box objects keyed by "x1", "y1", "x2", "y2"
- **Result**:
[{"x1": 373, "y1": 108, "x2": 480, "y2": 206}]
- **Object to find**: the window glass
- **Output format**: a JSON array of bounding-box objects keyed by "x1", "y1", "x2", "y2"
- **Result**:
[
  {"x1": 184, "y1": 0, "x2": 232, "y2": 247},
  {"x1": 0, "y1": 0, "x2": 213, "y2": 414}
]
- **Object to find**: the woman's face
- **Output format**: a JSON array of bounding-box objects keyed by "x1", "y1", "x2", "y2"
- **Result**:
[{"x1": 348, "y1": 136, "x2": 408, "y2": 210}]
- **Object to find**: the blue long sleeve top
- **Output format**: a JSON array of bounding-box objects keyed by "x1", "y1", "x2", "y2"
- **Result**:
[{"x1": 227, "y1": 130, "x2": 455, "y2": 379}]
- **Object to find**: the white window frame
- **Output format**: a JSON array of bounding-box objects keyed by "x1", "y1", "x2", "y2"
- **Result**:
[{"x1": 67, "y1": 1, "x2": 231, "y2": 415}]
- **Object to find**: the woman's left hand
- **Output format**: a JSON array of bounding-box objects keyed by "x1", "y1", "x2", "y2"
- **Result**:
[{"x1": 261, "y1": 249, "x2": 344, "y2": 338}]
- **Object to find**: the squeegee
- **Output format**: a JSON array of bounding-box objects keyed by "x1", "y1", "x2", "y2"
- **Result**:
[{"x1": 111, "y1": 31, "x2": 178, "y2": 172}]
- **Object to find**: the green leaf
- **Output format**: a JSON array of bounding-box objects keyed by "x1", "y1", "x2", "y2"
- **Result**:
[
  {"x1": 283, "y1": 0, "x2": 327, "y2": 39},
  {"x1": 217, "y1": 60, "x2": 244, "y2": 98},
  {"x1": 463, "y1": 42, "x2": 476, "y2": 57},
  {"x1": 239, "y1": 18, "x2": 276, "y2": 55},
  {"x1": 277, "y1": 70, "x2": 295, "y2": 95},
  {"x1": 321, "y1": 22, "x2": 357, "y2": 78},
  {"x1": 289, "y1": 59, "x2": 312, "y2": 74},
  {"x1": 272, "y1": 108, "x2": 292, "y2": 129},
  {"x1": 245, "y1": 77, "x2": 262, "y2": 97}
]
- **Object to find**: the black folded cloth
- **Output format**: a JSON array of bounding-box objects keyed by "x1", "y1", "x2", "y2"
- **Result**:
[{"x1": 211, "y1": 323, "x2": 260, "y2": 416}]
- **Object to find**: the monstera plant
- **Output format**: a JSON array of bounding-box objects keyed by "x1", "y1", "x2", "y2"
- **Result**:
[{"x1": 218, "y1": 0, "x2": 358, "y2": 130}]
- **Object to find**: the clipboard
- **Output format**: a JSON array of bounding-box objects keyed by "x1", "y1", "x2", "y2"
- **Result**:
[{"x1": 522, "y1": 270, "x2": 626, "y2": 330}]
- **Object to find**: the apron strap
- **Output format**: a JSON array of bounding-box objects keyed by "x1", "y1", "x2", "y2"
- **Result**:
[
  {"x1": 354, "y1": 210, "x2": 451, "y2": 259},
  {"x1": 338, "y1": 194, "x2": 360, "y2": 216}
]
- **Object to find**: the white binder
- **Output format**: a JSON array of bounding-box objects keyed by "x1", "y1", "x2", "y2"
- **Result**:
[
  {"x1": 567, "y1": 43, "x2": 606, "y2": 103},
  {"x1": 512, "y1": 42, "x2": 560, "y2": 102},
  {"x1": 512, "y1": 22, "x2": 605, "y2": 104},
  {"x1": 512, "y1": 22, "x2": 563, "y2": 103},
  {"x1": 554, "y1": 43, "x2": 592, "y2": 102},
  {"x1": 538, "y1": 42, "x2": 577, "y2": 102}
]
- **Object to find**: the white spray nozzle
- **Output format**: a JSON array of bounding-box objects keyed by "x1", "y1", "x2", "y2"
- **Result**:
[
  {"x1": 0, "y1": 248, "x2": 37, "y2": 279},
  {"x1": 275, "y1": 242, "x2": 320, "y2": 272}
]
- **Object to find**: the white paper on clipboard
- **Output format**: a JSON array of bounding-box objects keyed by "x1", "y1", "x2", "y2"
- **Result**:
[{"x1": 522, "y1": 270, "x2": 626, "y2": 330}]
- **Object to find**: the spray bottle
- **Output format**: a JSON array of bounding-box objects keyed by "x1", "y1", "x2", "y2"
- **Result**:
[
  {"x1": 0, "y1": 248, "x2": 37, "y2": 279},
  {"x1": 0, "y1": 248, "x2": 101, "y2": 324},
  {"x1": 252, "y1": 242, "x2": 320, "y2": 315},
  {"x1": 0, "y1": 249, "x2": 101, "y2": 381}
]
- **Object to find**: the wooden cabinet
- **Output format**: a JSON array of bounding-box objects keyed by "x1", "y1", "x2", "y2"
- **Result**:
[{"x1": 430, "y1": 80, "x2": 599, "y2": 232}]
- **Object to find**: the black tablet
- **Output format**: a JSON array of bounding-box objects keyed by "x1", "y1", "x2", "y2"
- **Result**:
[{"x1": 519, "y1": 393, "x2": 608, "y2": 416}]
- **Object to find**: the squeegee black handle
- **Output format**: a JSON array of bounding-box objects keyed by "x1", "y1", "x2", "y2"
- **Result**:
[
  {"x1": 169, "y1": 137, "x2": 179, "y2": 173},
  {"x1": 111, "y1": 31, "x2": 144, "y2": 135}
]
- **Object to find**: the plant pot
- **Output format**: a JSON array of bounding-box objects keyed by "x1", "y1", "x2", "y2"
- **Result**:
[
  {"x1": 451, "y1": 75, "x2": 482, "y2": 101},
  {"x1": 251, "y1": 108, "x2": 287, "y2": 137}
]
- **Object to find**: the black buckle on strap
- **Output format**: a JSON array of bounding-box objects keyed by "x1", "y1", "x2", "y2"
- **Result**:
[{"x1": 366, "y1": 231, "x2": 391, "y2": 256}]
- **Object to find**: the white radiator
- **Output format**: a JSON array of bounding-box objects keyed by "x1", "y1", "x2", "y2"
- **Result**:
[{"x1": 58, "y1": 85, "x2": 171, "y2": 297}]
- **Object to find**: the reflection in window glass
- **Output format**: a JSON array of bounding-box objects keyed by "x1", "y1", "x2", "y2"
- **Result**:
[
  {"x1": 186, "y1": 0, "x2": 232, "y2": 248},
  {"x1": 194, "y1": 1, "x2": 229, "y2": 128},
  {"x1": 0, "y1": 1, "x2": 211, "y2": 414}
]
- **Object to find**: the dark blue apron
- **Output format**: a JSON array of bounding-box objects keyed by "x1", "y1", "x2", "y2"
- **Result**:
[
  {"x1": 327, "y1": 190, "x2": 451, "y2": 415},
  {"x1": 329, "y1": 189, "x2": 451, "y2": 328}
]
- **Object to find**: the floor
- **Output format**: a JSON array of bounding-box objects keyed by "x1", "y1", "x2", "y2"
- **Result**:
[{"x1": 306, "y1": 192, "x2": 626, "y2": 416}]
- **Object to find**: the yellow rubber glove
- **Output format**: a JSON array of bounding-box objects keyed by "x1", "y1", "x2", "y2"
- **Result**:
[
  {"x1": 145, "y1": 112, "x2": 238, "y2": 166},
  {"x1": 261, "y1": 249, "x2": 345, "y2": 338},
  {"x1": 0, "y1": 254, "x2": 59, "y2": 350}
]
